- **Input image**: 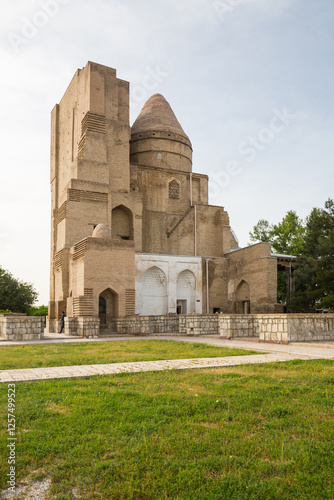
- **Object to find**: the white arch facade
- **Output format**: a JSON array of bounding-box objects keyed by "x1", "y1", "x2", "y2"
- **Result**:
[
  {"x1": 142, "y1": 266, "x2": 168, "y2": 315},
  {"x1": 177, "y1": 270, "x2": 196, "y2": 314},
  {"x1": 136, "y1": 254, "x2": 202, "y2": 315}
]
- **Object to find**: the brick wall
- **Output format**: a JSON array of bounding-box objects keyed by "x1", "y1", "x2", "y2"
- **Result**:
[{"x1": 226, "y1": 243, "x2": 278, "y2": 314}]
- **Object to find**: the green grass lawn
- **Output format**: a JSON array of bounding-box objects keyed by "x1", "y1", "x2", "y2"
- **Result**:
[
  {"x1": 1, "y1": 359, "x2": 334, "y2": 499},
  {"x1": 0, "y1": 340, "x2": 260, "y2": 370}
]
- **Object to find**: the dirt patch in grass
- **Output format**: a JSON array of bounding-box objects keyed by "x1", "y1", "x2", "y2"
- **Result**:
[
  {"x1": 1, "y1": 478, "x2": 51, "y2": 500},
  {"x1": 47, "y1": 403, "x2": 72, "y2": 415}
]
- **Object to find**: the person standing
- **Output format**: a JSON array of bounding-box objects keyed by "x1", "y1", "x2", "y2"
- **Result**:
[{"x1": 59, "y1": 311, "x2": 66, "y2": 334}]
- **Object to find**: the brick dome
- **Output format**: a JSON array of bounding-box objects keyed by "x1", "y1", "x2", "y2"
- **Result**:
[
  {"x1": 131, "y1": 94, "x2": 190, "y2": 141},
  {"x1": 92, "y1": 224, "x2": 111, "y2": 239},
  {"x1": 130, "y1": 94, "x2": 192, "y2": 172}
]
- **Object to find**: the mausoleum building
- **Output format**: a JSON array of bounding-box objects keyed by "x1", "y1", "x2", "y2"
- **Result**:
[{"x1": 48, "y1": 61, "x2": 283, "y2": 333}]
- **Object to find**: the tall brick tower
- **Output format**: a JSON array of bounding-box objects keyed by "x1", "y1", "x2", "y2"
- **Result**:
[{"x1": 49, "y1": 62, "x2": 141, "y2": 334}]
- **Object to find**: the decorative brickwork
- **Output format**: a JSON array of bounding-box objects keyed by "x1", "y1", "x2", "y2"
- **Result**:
[
  {"x1": 54, "y1": 249, "x2": 64, "y2": 270},
  {"x1": 68, "y1": 189, "x2": 108, "y2": 203},
  {"x1": 125, "y1": 289, "x2": 136, "y2": 316},
  {"x1": 72, "y1": 240, "x2": 87, "y2": 261},
  {"x1": 78, "y1": 112, "x2": 106, "y2": 158},
  {"x1": 81, "y1": 112, "x2": 106, "y2": 135},
  {"x1": 73, "y1": 289, "x2": 94, "y2": 317},
  {"x1": 56, "y1": 202, "x2": 67, "y2": 225}
]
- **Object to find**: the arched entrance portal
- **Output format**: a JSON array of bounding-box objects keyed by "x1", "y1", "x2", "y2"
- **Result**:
[
  {"x1": 235, "y1": 280, "x2": 250, "y2": 314},
  {"x1": 177, "y1": 270, "x2": 196, "y2": 314},
  {"x1": 142, "y1": 266, "x2": 168, "y2": 315},
  {"x1": 99, "y1": 288, "x2": 119, "y2": 327},
  {"x1": 99, "y1": 296, "x2": 107, "y2": 325}
]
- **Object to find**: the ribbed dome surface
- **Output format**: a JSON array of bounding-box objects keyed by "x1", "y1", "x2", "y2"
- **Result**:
[{"x1": 131, "y1": 94, "x2": 190, "y2": 141}]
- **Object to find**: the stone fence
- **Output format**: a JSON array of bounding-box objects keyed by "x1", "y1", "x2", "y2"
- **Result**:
[
  {"x1": 0, "y1": 314, "x2": 44, "y2": 341},
  {"x1": 219, "y1": 314, "x2": 334, "y2": 344},
  {"x1": 65, "y1": 317, "x2": 100, "y2": 338},
  {"x1": 107, "y1": 313, "x2": 334, "y2": 343},
  {"x1": 219, "y1": 315, "x2": 259, "y2": 339},
  {"x1": 179, "y1": 315, "x2": 219, "y2": 336},
  {"x1": 52, "y1": 313, "x2": 334, "y2": 344},
  {"x1": 110, "y1": 316, "x2": 179, "y2": 335}
]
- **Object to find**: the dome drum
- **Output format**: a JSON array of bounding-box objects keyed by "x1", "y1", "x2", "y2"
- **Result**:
[
  {"x1": 131, "y1": 130, "x2": 192, "y2": 148},
  {"x1": 130, "y1": 94, "x2": 193, "y2": 172},
  {"x1": 130, "y1": 133, "x2": 192, "y2": 172}
]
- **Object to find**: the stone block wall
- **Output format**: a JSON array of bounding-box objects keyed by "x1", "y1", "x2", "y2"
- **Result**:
[
  {"x1": 110, "y1": 315, "x2": 179, "y2": 335},
  {"x1": 257, "y1": 315, "x2": 288, "y2": 344},
  {"x1": 46, "y1": 319, "x2": 61, "y2": 334},
  {"x1": 0, "y1": 315, "x2": 43, "y2": 341},
  {"x1": 65, "y1": 317, "x2": 99, "y2": 338},
  {"x1": 179, "y1": 315, "x2": 219, "y2": 336},
  {"x1": 219, "y1": 315, "x2": 260, "y2": 339},
  {"x1": 287, "y1": 314, "x2": 334, "y2": 342},
  {"x1": 219, "y1": 314, "x2": 334, "y2": 344}
]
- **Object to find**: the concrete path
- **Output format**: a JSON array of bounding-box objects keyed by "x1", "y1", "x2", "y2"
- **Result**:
[{"x1": 1, "y1": 335, "x2": 334, "y2": 383}]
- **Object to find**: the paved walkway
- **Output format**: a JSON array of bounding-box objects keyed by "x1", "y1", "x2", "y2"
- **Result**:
[{"x1": 1, "y1": 335, "x2": 334, "y2": 383}]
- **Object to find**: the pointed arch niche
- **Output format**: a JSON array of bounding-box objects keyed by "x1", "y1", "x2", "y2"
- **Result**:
[
  {"x1": 111, "y1": 205, "x2": 134, "y2": 240},
  {"x1": 99, "y1": 288, "x2": 119, "y2": 326},
  {"x1": 142, "y1": 266, "x2": 168, "y2": 315},
  {"x1": 177, "y1": 270, "x2": 196, "y2": 314},
  {"x1": 235, "y1": 280, "x2": 250, "y2": 314},
  {"x1": 168, "y1": 179, "x2": 181, "y2": 200}
]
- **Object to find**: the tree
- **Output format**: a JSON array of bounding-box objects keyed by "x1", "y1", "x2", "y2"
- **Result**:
[
  {"x1": 249, "y1": 211, "x2": 305, "y2": 256},
  {"x1": 248, "y1": 219, "x2": 274, "y2": 246},
  {"x1": 249, "y1": 201, "x2": 334, "y2": 311},
  {"x1": 27, "y1": 305, "x2": 48, "y2": 316},
  {"x1": 289, "y1": 199, "x2": 334, "y2": 312},
  {"x1": 0, "y1": 267, "x2": 38, "y2": 313},
  {"x1": 249, "y1": 211, "x2": 306, "y2": 305}
]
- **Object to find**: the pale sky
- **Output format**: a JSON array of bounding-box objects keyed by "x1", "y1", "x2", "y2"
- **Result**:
[{"x1": 1, "y1": 0, "x2": 333, "y2": 305}]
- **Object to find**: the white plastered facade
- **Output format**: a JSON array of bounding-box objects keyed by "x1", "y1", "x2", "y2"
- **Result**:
[{"x1": 135, "y1": 254, "x2": 203, "y2": 315}]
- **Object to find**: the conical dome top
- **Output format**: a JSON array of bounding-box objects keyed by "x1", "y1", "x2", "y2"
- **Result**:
[{"x1": 131, "y1": 94, "x2": 190, "y2": 141}]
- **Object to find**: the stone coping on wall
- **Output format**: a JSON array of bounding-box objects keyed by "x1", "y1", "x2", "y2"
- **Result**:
[{"x1": 0, "y1": 313, "x2": 27, "y2": 317}]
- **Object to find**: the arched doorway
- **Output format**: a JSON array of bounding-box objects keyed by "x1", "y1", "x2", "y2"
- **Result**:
[
  {"x1": 235, "y1": 280, "x2": 250, "y2": 314},
  {"x1": 99, "y1": 288, "x2": 119, "y2": 327},
  {"x1": 142, "y1": 267, "x2": 167, "y2": 315},
  {"x1": 99, "y1": 296, "x2": 107, "y2": 325},
  {"x1": 111, "y1": 205, "x2": 133, "y2": 240},
  {"x1": 177, "y1": 270, "x2": 196, "y2": 314}
]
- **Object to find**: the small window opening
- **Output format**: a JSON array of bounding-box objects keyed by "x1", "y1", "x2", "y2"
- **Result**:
[{"x1": 169, "y1": 180, "x2": 180, "y2": 200}]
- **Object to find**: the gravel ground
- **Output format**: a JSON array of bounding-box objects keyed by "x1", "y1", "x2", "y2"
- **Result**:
[{"x1": 0, "y1": 479, "x2": 51, "y2": 500}]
